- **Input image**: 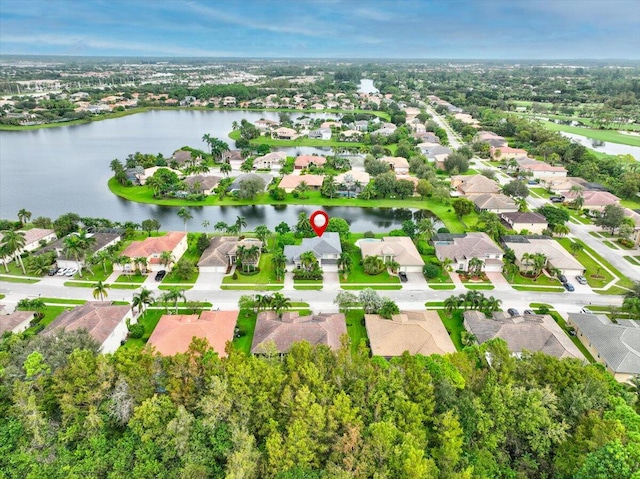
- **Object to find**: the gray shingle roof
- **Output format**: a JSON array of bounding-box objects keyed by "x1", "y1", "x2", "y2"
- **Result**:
[
  {"x1": 283, "y1": 232, "x2": 342, "y2": 262},
  {"x1": 568, "y1": 313, "x2": 640, "y2": 374}
]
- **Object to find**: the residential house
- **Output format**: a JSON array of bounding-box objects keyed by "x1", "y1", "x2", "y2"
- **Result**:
[
  {"x1": 147, "y1": 311, "x2": 239, "y2": 357},
  {"x1": 221, "y1": 150, "x2": 243, "y2": 164},
  {"x1": 294, "y1": 155, "x2": 327, "y2": 170},
  {"x1": 468, "y1": 193, "x2": 519, "y2": 213},
  {"x1": 42, "y1": 302, "x2": 134, "y2": 354},
  {"x1": 464, "y1": 310, "x2": 585, "y2": 360},
  {"x1": 491, "y1": 146, "x2": 529, "y2": 160},
  {"x1": 308, "y1": 128, "x2": 332, "y2": 140},
  {"x1": 251, "y1": 311, "x2": 347, "y2": 354},
  {"x1": 500, "y1": 211, "x2": 548, "y2": 234},
  {"x1": 380, "y1": 156, "x2": 410, "y2": 175},
  {"x1": 475, "y1": 131, "x2": 507, "y2": 147},
  {"x1": 222, "y1": 96, "x2": 236, "y2": 106},
  {"x1": 9, "y1": 228, "x2": 57, "y2": 253},
  {"x1": 365, "y1": 311, "x2": 456, "y2": 358},
  {"x1": 0, "y1": 311, "x2": 35, "y2": 335},
  {"x1": 623, "y1": 208, "x2": 640, "y2": 246},
  {"x1": 453, "y1": 113, "x2": 480, "y2": 127},
  {"x1": 183, "y1": 175, "x2": 221, "y2": 195},
  {"x1": 335, "y1": 170, "x2": 370, "y2": 196},
  {"x1": 338, "y1": 129, "x2": 362, "y2": 141},
  {"x1": 120, "y1": 231, "x2": 187, "y2": 273},
  {"x1": 539, "y1": 176, "x2": 589, "y2": 194},
  {"x1": 451, "y1": 174, "x2": 501, "y2": 196},
  {"x1": 501, "y1": 236, "x2": 585, "y2": 276},
  {"x1": 227, "y1": 173, "x2": 272, "y2": 193},
  {"x1": 198, "y1": 237, "x2": 263, "y2": 273},
  {"x1": 434, "y1": 232, "x2": 504, "y2": 272},
  {"x1": 284, "y1": 232, "x2": 342, "y2": 272},
  {"x1": 254, "y1": 152, "x2": 287, "y2": 169},
  {"x1": 254, "y1": 119, "x2": 279, "y2": 131},
  {"x1": 563, "y1": 190, "x2": 621, "y2": 212},
  {"x1": 40, "y1": 231, "x2": 122, "y2": 270},
  {"x1": 171, "y1": 149, "x2": 200, "y2": 167},
  {"x1": 321, "y1": 121, "x2": 341, "y2": 129},
  {"x1": 139, "y1": 166, "x2": 182, "y2": 185},
  {"x1": 370, "y1": 127, "x2": 396, "y2": 138},
  {"x1": 354, "y1": 120, "x2": 369, "y2": 131},
  {"x1": 311, "y1": 103, "x2": 325, "y2": 110},
  {"x1": 567, "y1": 313, "x2": 640, "y2": 382},
  {"x1": 419, "y1": 132, "x2": 441, "y2": 144},
  {"x1": 359, "y1": 236, "x2": 425, "y2": 273},
  {"x1": 273, "y1": 127, "x2": 298, "y2": 140},
  {"x1": 433, "y1": 153, "x2": 450, "y2": 170},
  {"x1": 518, "y1": 161, "x2": 567, "y2": 179},
  {"x1": 278, "y1": 174, "x2": 324, "y2": 193}
]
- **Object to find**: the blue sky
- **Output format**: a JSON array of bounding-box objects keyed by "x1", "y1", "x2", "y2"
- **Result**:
[{"x1": 1, "y1": 0, "x2": 639, "y2": 59}]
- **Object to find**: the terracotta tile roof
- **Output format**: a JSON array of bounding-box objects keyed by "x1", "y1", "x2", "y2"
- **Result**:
[
  {"x1": 278, "y1": 174, "x2": 324, "y2": 189},
  {"x1": 360, "y1": 237, "x2": 424, "y2": 267},
  {"x1": 121, "y1": 231, "x2": 186, "y2": 259},
  {"x1": 251, "y1": 311, "x2": 347, "y2": 354},
  {"x1": 379, "y1": 156, "x2": 410, "y2": 168},
  {"x1": 294, "y1": 155, "x2": 327, "y2": 168},
  {"x1": 468, "y1": 193, "x2": 517, "y2": 210},
  {"x1": 365, "y1": 311, "x2": 456, "y2": 357},
  {"x1": 43, "y1": 302, "x2": 131, "y2": 345},
  {"x1": 147, "y1": 311, "x2": 238, "y2": 357}
]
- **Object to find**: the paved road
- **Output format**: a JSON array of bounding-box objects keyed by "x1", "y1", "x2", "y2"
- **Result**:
[{"x1": 425, "y1": 105, "x2": 463, "y2": 149}]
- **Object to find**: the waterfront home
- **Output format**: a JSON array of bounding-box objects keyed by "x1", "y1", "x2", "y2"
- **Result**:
[
  {"x1": 278, "y1": 174, "x2": 324, "y2": 193},
  {"x1": 251, "y1": 311, "x2": 347, "y2": 354},
  {"x1": 147, "y1": 310, "x2": 238, "y2": 357},
  {"x1": 359, "y1": 236, "x2": 424, "y2": 273},
  {"x1": 198, "y1": 237, "x2": 263, "y2": 274},
  {"x1": 43, "y1": 302, "x2": 134, "y2": 354},
  {"x1": 464, "y1": 311, "x2": 584, "y2": 360},
  {"x1": 365, "y1": 311, "x2": 456, "y2": 358},
  {"x1": 283, "y1": 232, "x2": 342, "y2": 271},
  {"x1": 434, "y1": 232, "x2": 504, "y2": 272},
  {"x1": 294, "y1": 155, "x2": 327, "y2": 169}
]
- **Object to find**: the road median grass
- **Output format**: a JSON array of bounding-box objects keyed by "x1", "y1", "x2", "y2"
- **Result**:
[
  {"x1": 0, "y1": 276, "x2": 39, "y2": 284},
  {"x1": 464, "y1": 284, "x2": 495, "y2": 290},
  {"x1": 220, "y1": 285, "x2": 283, "y2": 291},
  {"x1": 428, "y1": 284, "x2": 456, "y2": 290},
  {"x1": 512, "y1": 285, "x2": 565, "y2": 292},
  {"x1": 341, "y1": 285, "x2": 402, "y2": 290}
]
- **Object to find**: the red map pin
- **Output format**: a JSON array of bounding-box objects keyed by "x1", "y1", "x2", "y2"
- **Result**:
[{"x1": 310, "y1": 210, "x2": 329, "y2": 237}]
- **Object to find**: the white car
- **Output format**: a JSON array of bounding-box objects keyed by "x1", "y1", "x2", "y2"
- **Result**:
[
  {"x1": 56, "y1": 268, "x2": 68, "y2": 276},
  {"x1": 65, "y1": 268, "x2": 77, "y2": 277}
]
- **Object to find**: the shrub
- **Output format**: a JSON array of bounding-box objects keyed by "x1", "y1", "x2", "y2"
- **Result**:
[
  {"x1": 128, "y1": 323, "x2": 145, "y2": 339},
  {"x1": 364, "y1": 231, "x2": 375, "y2": 238},
  {"x1": 423, "y1": 263, "x2": 440, "y2": 279},
  {"x1": 232, "y1": 272, "x2": 238, "y2": 280},
  {"x1": 437, "y1": 227, "x2": 450, "y2": 234},
  {"x1": 388, "y1": 229, "x2": 405, "y2": 237}
]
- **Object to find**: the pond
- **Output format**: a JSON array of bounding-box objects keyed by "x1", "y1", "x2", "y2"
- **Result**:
[
  {"x1": 559, "y1": 131, "x2": 640, "y2": 159},
  {"x1": 0, "y1": 109, "x2": 434, "y2": 231}
]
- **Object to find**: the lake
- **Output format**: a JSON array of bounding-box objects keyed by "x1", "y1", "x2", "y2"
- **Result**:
[
  {"x1": 559, "y1": 131, "x2": 640, "y2": 159},
  {"x1": 358, "y1": 79, "x2": 379, "y2": 94},
  {"x1": 0, "y1": 109, "x2": 428, "y2": 232}
]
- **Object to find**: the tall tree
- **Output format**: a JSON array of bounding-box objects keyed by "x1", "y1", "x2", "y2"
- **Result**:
[
  {"x1": 0, "y1": 230, "x2": 26, "y2": 274},
  {"x1": 17, "y1": 209, "x2": 32, "y2": 228},
  {"x1": 92, "y1": 280, "x2": 110, "y2": 301},
  {"x1": 177, "y1": 207, "x2": 193, "y2": 232}
]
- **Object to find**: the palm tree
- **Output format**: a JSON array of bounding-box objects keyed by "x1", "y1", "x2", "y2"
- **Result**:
[
  {"x1": 202, "y1": 220, "x2": 210, "y2": 235},
  {"x1": 417, "y1": 218, "x2": 436, "y2": 242},
  {"x1": 235, "y1": 216, "x2": 247, "y2": 235},
  {"x1": 177, "y1": 207, "x2": 193, "y2": 232},
  {"x1": 299, "y1": 251, "x2": 318, "y2": 272},
  {"x1": 521, "y1": 252, "x2": 534, "y2": 274},
  {"x1": 160, "y1": 251, "x2": 175, "y2": 271},
  {"x1": 255, "y1": 293, "x2": 272, "y2": 312},
  {"x1": 0, "y1": 230, "x2": 26, "y2": 274},
  {"x1": 165, "y1": 287, "x2": 187, "y2": 314},
  {"x1": 362, "y1": 255, "x2": 385, "y2": 275},
  {"x1": 62, "y1": 230, "x2": 96, "y2": 278},
  {"x1": 271, "y1": 252, "x2": 287, "y2": 281},
  {"x1": 214, "y1": 221, "x2": 229, "y2": 234},
  {"x1": 0, "y1": 244, "x2": 11, "y2": 273},
  {"x1": 220, "y1": 162, "x2": 232, "y2": 176},
  {"x1": 460, "y1": 331, "x2": 477, "y2": 347},
  {"x1": 467, "y1": 257, "x2": 484, "y2": 277},
  {"x1": 92, "y1": 280, "x2": 111, "y2": 301},
  {"x1": 270, "y1": 292, "x2": 291, "y2": 318},
  {"x1": 202, "y1": 133, "x2": 213, "y2": 154},
  {"x1": 116, "y1": 255, "x2": 132, "y2": 275},
  {"x1": 337, "y1": 252, "x2": 353, "y2": 280},
  {"x1": 444, "y1": 295, "x2": 463, "y2": 314},
  {"x1": 553, "y1": 224, "x2": 570, "y2": 236},
  {"x1": 483, "y1": 296, "x2": 502, "y2": 313},
  {"x1": 569, "y1": 241, "x2": 583, "y2": 256},
  {"x1": 132, "y1": 287, "x2": 155, "y2": 314},
  {"x1": 17, "y1": 208, "x2": 32, "y2": 227},
  {"x1": 254, "y1": 225, "x2": 270, "y2": 248},
  {"x1": 440, "y1": 257, "x2": 454, "y2": 273},
  {"x1": 502, "y1": 261, "x2": 519, "y2": 282},
  {"x1": 134, "y1": 256, "x2": 148, "y2": 274},
  {"x1": 532, "y1": 253, "x2": 548, "y2": 278}
]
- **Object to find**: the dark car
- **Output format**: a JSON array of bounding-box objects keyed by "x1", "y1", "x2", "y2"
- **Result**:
[
  {"x1": 558, "y1": 274, "x2": 568, "y2": 284},
  {"x1": 576, "y1": 275, "x2": 587, "y2": 285},
  {"x1": 564, "y1": 282, "x2": 575, "y2": 292},
  {"x1": 524, "y1": 309, "x2": 535, "y2": 315},
  {"x1": 398, "y1": 272, "x2": 408, "y2": 283},
  {"x1": 507, "y1": 308, "x2": 519, "y2": 317},
  {"x1": 48, "y1": 267, "x2": 59, "y2": 276},
  {"x1": 550, "y1": 196, "x2": 564, "y2": 203},
  {"x1": 155, "y1": 270, "x2": 167, "y2": 281}
]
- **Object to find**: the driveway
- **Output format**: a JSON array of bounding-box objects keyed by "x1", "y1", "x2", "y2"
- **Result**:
[
  {"x1": 485, "y1": 272, "x2": 512, "y2": 290},
  {"x1": 403, "y1": 271, "x2": 428, "y2": 290},
  {"x1": 322, "y1": 272, "x2": 341, "y2": 291}
]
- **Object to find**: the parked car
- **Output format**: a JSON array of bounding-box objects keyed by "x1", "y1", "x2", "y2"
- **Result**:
[
  {"x1": 398, "y1": 272, "x2": 408, "y2": 283},
  {"x1": 576, "y1": 275, "x2": 587, "y2": 285},
  {"x1": 48, "y1": 267, "x2": 59, "y2": 276},
  {"x1": 155, "y1": 270, "x2": 167, "y2": 281},
  {"x1": 65, "y1": 268, "x2": 77, "y2": 277},
  {"x1": 524, "y1": 309, "x2": 535, "y2": 315},
  {"x1": 550, "y1": 196, "x2": 564, "y2": 203},
  {"x1": 564, "y1": 282, "x2": 575, "y2": 292},
  {"x1": 569, "y1": 329, "x2": 577, "y2": 336},
  {"x1": 558, "y1": 274, "x2": 568, "y2": 284},
  {"x1": 56, "y1": 268, "x2": 68, "y2": 276},
  {"x1": 580, "y1": 308, "x2": 592, "y2": 314},
  {"x1": 507, "y1": 308, "x2": 519, "y2": 317}
]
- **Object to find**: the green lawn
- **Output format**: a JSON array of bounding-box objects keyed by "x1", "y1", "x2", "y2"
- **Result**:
[
  {"x1": 0, "y1": 276, "x2": 39, "y2": 283},
  {"x1": 41, "y1": 298, "x2": 86, "y2": 305},
  {"x1": 429, "y1": 284, "x2": 456, "y2": 290},
  {"x1": 294, "y1": 285, "x2": 323, "y2": 290},
  {"x1": 512, "y1": 285, "x2": 565, "y2": 292},
  {"x1": 232, "y1": 310, "x2": 258, "y2": 355},
  {"x1": 464, "y1": 284, "x2": 495, "y2": 290},
  {"x1": 345, "y1": 309, "x2": 368, "y2": 354},
  {"x1": 538, "y1": 121, "x2": 640, "y2": 147},
  {"x1": 75, "y1": 263, "x2": 113, "y2": 282},
  {"x1": 436, "y1": 310, "x2": 464, "y2": 351},
  {"x1": 548, "y1": 311, "x2": 596, "y2": 363},
  {"x1": 221, "y1": 285, "x2": 283, "y2": 291},
  {"x1": 222, "y1": 254, "x2": 282, "y2": 285},
  {"x1": 510, "y1": 272, "x2": 562, "y2": 287},
  {"x1": 341, "y1": 285, "x2": 402, "y2": 290},
  {"x1": 624, "y1": 256, "x2": 640, "y2": 266},
  {"x1": 121, "y1": 309, "x2": 165, "y2": 350},
  {"x1": 115, "y1": 273, "x2": 147, "y2": 283},
  {"x1": 341, "y1": 250, "x2": 400, "y2": 285},
  {"x1": 157, "y1": 284, "x2": 193, "y2": 291}
]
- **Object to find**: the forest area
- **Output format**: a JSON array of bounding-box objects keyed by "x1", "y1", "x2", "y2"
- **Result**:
[{"x1": 0, "y1": 330, "x2": 638, "y2": 479}]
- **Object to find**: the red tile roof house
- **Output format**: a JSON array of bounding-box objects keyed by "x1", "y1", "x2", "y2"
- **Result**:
[
  {"x1": 294, "y1": 155, "x2": 327, "y2": 170},
  {"x1": 42, "y1": 302, "x2": 134, "y2": 354},
  {"x1": 147, "y1": 311, "x2": 239, "y2": 357},
  {"x1": 563, "y1": 190, "x2": 621, "y2": 212},
  {"x1": 0, "y1": 311, "x2": 35, "y2": 335},
  {"x1": 278, "y1": 174, "x2": 324, "y2": 193},
  {"x1": 251, "y1": 311, "x2": 347, "y2": 354},
  {"x1": 119, "y1": 231, "x2": 187, "y2": 273}
]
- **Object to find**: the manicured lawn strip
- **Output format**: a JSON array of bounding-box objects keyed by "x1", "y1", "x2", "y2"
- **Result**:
[
  {"x1": 512, "y1": 285, "x2": 565, "y2": 292},
  {"x1": 345, "y1": 309, "x2": 368, "y2": 354},
  {"x1": 41, "y1": 298, "x2": 86, "y2": 305},
  {"x1": 158, "y1": 285, "x2": 193, "y2": 291},
  {"x1": 115, "y1": 273, "x2": 147, "y2": 283},
  {"x1": 110, "y1": 283, "x2": 141, "y2": 290},
  {"x1": 556, "y1": 238, "x2": 614, "y2": 289},
  {"x1": 229, "y1": 128, "x2": 367, "y2": 149},
  {"x1": 600, "y1": 286, "x2": 631, "y2": 295},
  {"x1": 294, "y1": 286, "x2": 323, "y2": 290},
  {"x1": 436, "y1": 310, "x2": 464, "y2": 351},
  {"x1": 537, "y1": 121, "x2": 640, "y2": 147},
  {"x1": 220, "y1": 285, "x2": 283, "y2": 291},
  {"x1": 510, "y1": 272, "x2": 562, "y2": 287},
  {"x1": 602, "y1": 241, "x2": 619, "y2": 250},
  {"x1": 429, "y1": 284, "x2": 456, "y2": 290},
  {"x1": 77, "y1": 263, "x2": 114, "y2": 282},
  {"x1": 0, "y1": 294, "x2": 4, "y2": 299},
  {"x1": 530, "y1": 303, "x2": 553, "y2": 309},
  {"x1": 530, "y1": 188, "x2": 552, "y2": 199},
  {"x1": 109, "y1": 180, "x2": 476, "y2": 233},
  {"x1": 624, "y1": 256, "x2": 640, "y2": 266},
  {"x1": 424, "y1": 302, "x2": 445, "y2": 307},
  {"x1": 222, "y1": 254, "x2": 282, "y2": 285},
  {"x1": 548, "y1": 311, "x2": 596, "y2": 363},
  {"x1": 341, "y1": 285, "x2": 402, "y2": 290},
  {"x1": 464, "y1": 284, "x2": 495, "y2": 290},
  {"x1": 0, "y1": 276, "x2": 39, "y2": 284},
  {"x1": 232, "y1": 310, "x2": 257, "y2": 355},
  {"x1": 293, "y1": 279, "x2": 323, "y2": 284}
]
